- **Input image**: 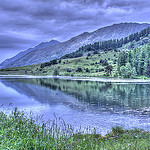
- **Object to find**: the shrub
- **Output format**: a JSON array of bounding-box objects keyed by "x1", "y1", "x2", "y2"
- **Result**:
[
  {"x1": 85, "y1": 68, "x2": 90, "y2": 72},
  {"x1": 112, "y1": 126, "x2": 124, "y2": 134},
  {"x1": 93, "y1": 51, "x2": 98, "y2": 54},
  {"x1": 53, "y1": 68, "x2": 59, "y2": 76},
  {"x1": 99, "y1": 68, "x2": 104, "y2": 72},
  {"x1": 87, "y1": 53, "x2": 91, "y2": 56},
  {"x1": 76, "y1": 67, "x2": 82, "y2": 72}
]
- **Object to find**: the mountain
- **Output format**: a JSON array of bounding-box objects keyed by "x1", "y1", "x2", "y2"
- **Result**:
[
  {"x1": 0, "y1": 40, "x2": 60, "y2": 68},
  {"x1": 1, "y1": 22, "x2": 150, "y2": 68}
]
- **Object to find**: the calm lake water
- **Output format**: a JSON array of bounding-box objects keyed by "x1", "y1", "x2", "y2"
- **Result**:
[{"x1": 0, "y1": 77, "x2": 150, "y2": 135}]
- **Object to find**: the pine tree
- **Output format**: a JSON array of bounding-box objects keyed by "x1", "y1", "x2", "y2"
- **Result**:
[
  {"x1": 118, "y1": 52, "x2": 128, "y2": 67},
  {"x1": 145, "y1": 60, "x2": 150, "y2": 77},
  {"x1": 131, "y1": 67, "x2": 137, "y2": 78}
]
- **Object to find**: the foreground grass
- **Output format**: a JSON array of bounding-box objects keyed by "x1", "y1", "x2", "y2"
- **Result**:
[{"x1": 0, "y1": 108, "x2": 150, "y2": 150}]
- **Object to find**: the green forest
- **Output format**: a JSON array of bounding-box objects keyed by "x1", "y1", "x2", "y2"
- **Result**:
[
  {"x1": 62, "y1": 26, "x2": 150, "y2": 59},
  {"x1": 117, "y1": 45, "x2": 150, "y2": 78}
]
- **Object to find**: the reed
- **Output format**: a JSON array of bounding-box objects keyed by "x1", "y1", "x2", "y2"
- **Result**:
[{"x1": 0, "y1": 107, "x2": 150, "y2": 149}]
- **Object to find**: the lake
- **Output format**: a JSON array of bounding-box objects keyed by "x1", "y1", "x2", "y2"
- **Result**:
[{"x1": 0, "y1": 76, "x2": 150, "y2": 135}]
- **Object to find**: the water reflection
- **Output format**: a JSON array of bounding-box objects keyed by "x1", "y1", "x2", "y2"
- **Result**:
[
  {"x1": 1, "y1": 78, "x2": 150, "y2": 114},
  {"x1": 0, "y1": 77, "x2": 150, "y2": 135}
]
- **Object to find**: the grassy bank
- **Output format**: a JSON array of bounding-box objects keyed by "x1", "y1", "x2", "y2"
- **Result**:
[
  {"x1": 0, "y1": 51, "x2": 118, "y2": 77},
  {"x1": 0, "y1": 49, "x2": 150, "y2": 80},
  {"x1": 0, "y1": 108, "x2": 150, "y2": 149}
]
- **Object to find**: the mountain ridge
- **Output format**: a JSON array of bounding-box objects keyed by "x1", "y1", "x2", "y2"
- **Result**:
[
  {"x1": 0, "y1": 40, "x2": 60, "y2": 69},
  {"x1": 1, "y1": 22, "x2": 150, "y2": 68}
]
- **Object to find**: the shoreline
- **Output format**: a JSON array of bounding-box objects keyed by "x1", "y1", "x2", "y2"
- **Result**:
[{"x1": 0, "y1": 74, "x2": 150, "y2": 83}]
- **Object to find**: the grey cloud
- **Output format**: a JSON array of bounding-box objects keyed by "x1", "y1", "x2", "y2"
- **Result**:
[
  {"x1": 106, "y1": 0, "x2": 150, "y2": 10},
  {"x1": 0, "y1": 0, "x2": 106, "y2": 40},
  {"x1": 0, "y1": 0, "x2": 150, "y2": 63},
  {"x1": 0, "y1": 34, "x2": 35, "y2": 49}
]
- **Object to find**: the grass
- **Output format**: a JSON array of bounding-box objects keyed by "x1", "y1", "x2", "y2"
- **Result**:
[
  {"x1": 0, "y1": 49, "x2": 150, "y2": 79},
  {"x1": 0, "y1": 51, "x2": 119, "y2": 77},
  {"x1": 0, "y1": 64, "x2": 40, "y2": 75},
  {"x1": 0, "y1": 108, "x2": 150, "y2": 149}
]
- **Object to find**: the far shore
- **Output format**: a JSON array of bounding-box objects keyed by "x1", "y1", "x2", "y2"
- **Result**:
[{"x1": 0, "y1": 74, "x2": 150, "y2": 83}]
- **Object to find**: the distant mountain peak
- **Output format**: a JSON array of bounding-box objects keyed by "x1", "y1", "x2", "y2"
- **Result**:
[
  {"x1": 1, "y1": 22, "x2": 150, "y2": 69},
  {"x1": 50, "y1": 39, "x2": 60, "y2": 42},
  {"x1": 0, "y1": 39, "x2": 60, "y2": 69},
  {"x1": 34, "y1": 40, "x2": 60, "y2": 49}
]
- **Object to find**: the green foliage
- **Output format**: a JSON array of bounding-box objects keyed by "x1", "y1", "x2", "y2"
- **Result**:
[
  {"x1": 87, "y1": 53, "x2": 91, "y2": 56},
  {"x1": 61, "y1": 27, "x2": 150, "y2": 59},
  {"x1": 112, "y1": 126, "x2": 124, "y2": 134},
  {"x1": 120, "y1": 63, "x2": 137, "y2": 78},
  {"x1": 40, "y1": 59, "x2": 58, "y2": 69},
  {"x1": 85, "y1": 68, "x2": 90, "y2": 72},
  {"x1": 100, "y1": 59, "x2": 109, "y2": 66},
  {"x1": 53, "y1": 68, "x2": 59, "y2": 76},
  {"x1": 76, "y1": 67, "x2": 83, "y2": 72},
  {"x1": 131, "y1": 67, "x2": 137, "y2": 78},
  {"x1": 120, "y1": 66, "x2": 126, "y2": 77},
  {"x1": 62, "y1": 51, "x2": 83, "y2": 59},
  {"x1": 145, "y1": 60, "x2": 150, "y2": 77},
  {"x1": 117, "y1": 51, "x2": 128, "y2": 68},
  {"x1": 105, "y1": 65, "x2": 113, "y2": 75},
  {"x1": 117, "y1": 42, "x2": 150, "y2": 78},
  {"x1": 0, "y1": 108, "x2": 150, "y2": 150},
  {"x1": 93, "y1": 51, "x2": 98, "y2": 54},
  {"x1": 1, "y1": 41, "x2": 150, "y2": 79}
]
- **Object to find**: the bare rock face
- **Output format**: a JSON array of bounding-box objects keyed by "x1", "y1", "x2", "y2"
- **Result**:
[{"x1": 1, "y1": 22, "x2": 150, "y2": 68}]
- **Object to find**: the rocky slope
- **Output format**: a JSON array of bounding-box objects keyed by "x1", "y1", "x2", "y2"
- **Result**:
[
  {"x1": 1, "y1": 22, "x2": 150, "y2": 68},
  {"x1": 0, "y1": 40, "x2": 60, "y2": 68}
]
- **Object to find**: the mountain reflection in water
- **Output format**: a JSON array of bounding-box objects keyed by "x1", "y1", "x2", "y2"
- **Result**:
[{"x1": 0, "y1": 77, "x2": 150, "y2": 135}]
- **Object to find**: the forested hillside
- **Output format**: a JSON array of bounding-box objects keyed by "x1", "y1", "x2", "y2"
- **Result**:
[
  {"x1": 0, "y1": 26, "x2": 150, "y2": 78},
  {"x1": 0, "y1": 42, "x2": 150, "y2": 78},
  {"x1": 1, "y1": 23, "x2": 149, "y2": 68},
  {"x1": 117, "y1": 43, "x2": 150, "y2": 78},
  {"x1": 62, "y1": 26, "x2": 150, "y2": 59}
]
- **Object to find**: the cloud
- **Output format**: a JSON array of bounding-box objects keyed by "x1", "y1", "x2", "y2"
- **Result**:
[
  {"x1": 0, "y1": 33, "x2": 34, "y2": 49},
  {"x1": 106, "y1": 0, "x2": 150, "y2": 9},
  {"x1": 0, "y1": 0, "x2": 150, "y2": 62}
]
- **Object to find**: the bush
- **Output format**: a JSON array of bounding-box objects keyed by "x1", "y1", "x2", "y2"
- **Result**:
[
  {"x1": 120, "y1": 63, "x2": 137, "y2": 78},
  {"x1": 112, "y1": 126, "x2": 124, "y2": 134},
  {"x1": 100, "y1": 59, "x2": 109, "y2": 66},
  {"x1": 53, "y1": 68, "x2": 59, "y2": 76},
  {"x1": 85, "y1": 68, "x2": 90, "y2": 72},
  {"x1": 93, "y1": 51, "x2": 98, "y2": 54},
  {"x1": 87, "y1": 53, "x2": 91, "y2": 56},
  {"x1": 43, "y1": 71, "x2": 47, "y2": 73},
  {"x1": 76, "y1": 67, "x2": 82, "y2": 72},
  {"x1": 99, "y1": 68, "x2": 104, "y2": 72},
  {"x1": 66, "y1": 68, "x2": 72, "y2": 72}
]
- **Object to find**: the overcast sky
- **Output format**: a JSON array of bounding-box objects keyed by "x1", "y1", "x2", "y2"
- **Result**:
[{"x1": 0, "y1": 0, "x2": 150, "y2": 63}]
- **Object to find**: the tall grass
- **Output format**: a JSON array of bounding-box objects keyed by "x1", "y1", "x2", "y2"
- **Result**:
[{"x1": 0, "y1": 107, "x2": 150, "y2": 149}]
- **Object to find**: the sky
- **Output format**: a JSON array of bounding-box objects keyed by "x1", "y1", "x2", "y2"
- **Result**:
[{"x1": 0, "y1": 0, "x2": 150, "y2": 63}]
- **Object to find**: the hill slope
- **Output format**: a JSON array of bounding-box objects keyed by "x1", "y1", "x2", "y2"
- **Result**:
[
  {"x1": 1, "y1": 41, "x2": 149, "y2": 78},
  {"x1": 1, "y1": 22, "x2": 150, "y2": 68},
  {"x1": 0, "y1": 40, "x2": 60, "y2": 69}
]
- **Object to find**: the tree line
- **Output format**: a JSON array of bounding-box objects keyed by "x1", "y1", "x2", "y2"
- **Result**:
[
  {"x1": 117, "y1": 42, "x2": 150, "y2": 78},
  {"x1": 62, "y1": 26, "x2": 150, "y2": 59}
]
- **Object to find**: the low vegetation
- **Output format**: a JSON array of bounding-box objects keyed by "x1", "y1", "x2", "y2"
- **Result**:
[
  {"x1": 0, "y1": 50, "x2": 118, "y2": 77},
  {"x1": 0, "y1": 108, "x2": 150, "y2": 149}
]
